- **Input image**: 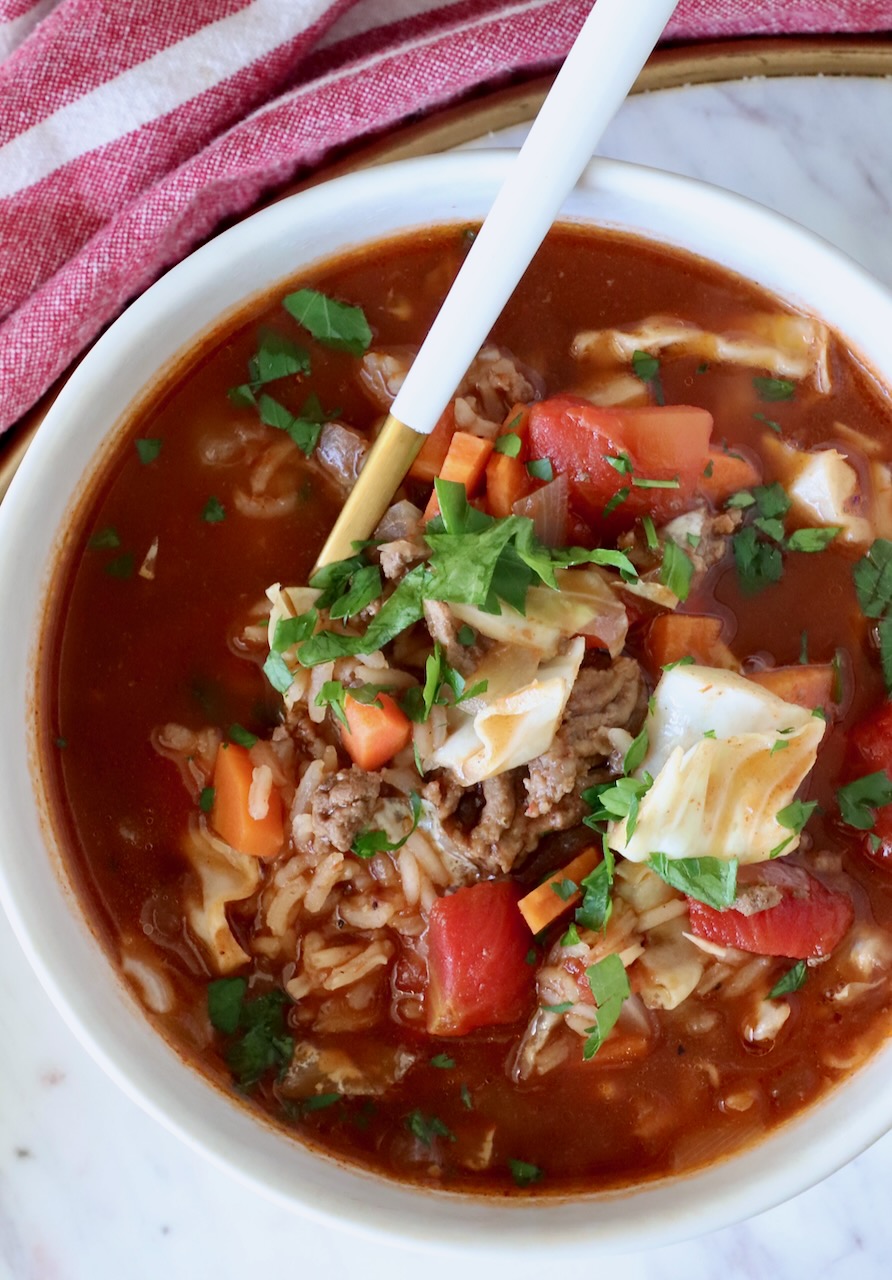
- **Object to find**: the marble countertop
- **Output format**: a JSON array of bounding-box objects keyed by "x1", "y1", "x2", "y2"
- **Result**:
[{"x1": 5, "y1": 68, "x2": 892, "y2": 1280}]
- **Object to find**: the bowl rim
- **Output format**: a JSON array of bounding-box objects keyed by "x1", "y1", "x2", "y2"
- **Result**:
[{"x1": 3, "y1": 149, "x2": 892, "y2": 1254}]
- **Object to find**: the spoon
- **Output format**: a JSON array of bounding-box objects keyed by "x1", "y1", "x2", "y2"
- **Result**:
[{"x1": 314, "y1": 0, "x2": 679, "y2": 571}]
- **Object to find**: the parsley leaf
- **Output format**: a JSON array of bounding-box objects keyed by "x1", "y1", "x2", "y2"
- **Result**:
[
  {"x1": 648, "y1": 853, "x2": 738, "y2": 909},
  {"x1": 526, "y1": 458, "x2": 554, "y2": 482},
  {"x1": 733, "y1": 525, "x2": 783, "y2": 595},
  {"x1": 493, "y1": 432, "x2": 522, "y2": 457},
  {"x1": 406, "y1": 1110, "x2": 455, "y2": 1147},
  {"x1": 769, "y1": 960, "x2": 807, "y2": 998},
  {"x1": 838, "y1": 771, "x2": 892, "y2": 830},
  {"x1": 207, "y1": 980, "x2": 294, "y2": 1089},
  {"x1": 551, "y1": 878, "x2": 579, "y2": 902},
  {"x1": 584, "y1": 774, "x2": 653, "y2": 840},
  {"x1": 135, "y1": 438, "x2": 162, "y2": 465},
  {"x1": 228, "y1": 724, "x2": 258, "y2": 748},
  {"x1": 631, "y1": 349, "x2": 665, "y2": 405},
  {"x1": 199, "y1": 785, "x2": 215, "y2": 814},
  {"x1": 263, "y1": 651, "x2": 295, "y2": 695},
  {"x1": 575, "y1": 845, "x2": 614, "y2": 933},
  {"x1": 88, "y1": 526, "x2": 121, "y2": 550},
  {"x1": 201, "y1": 496, "x2": 225, "y2": 523},
  {"x1": 623, "y1": 725, "x2": 649, "y2": 775},
  {"x1": 786, "y1": 526, "x2": 840, "y2": 553},
  {"x1": 430, "y1": 1054, "x2": 455, "y2": 1069},
  {"x1": 351, "y1": 792, "x2": 422, "y2": 859},
  {"x1": 854, "y1": 539, "x2": 892, "y2": 618},
  {"x1": 104, "y1": 552, "x2": 134, "y2": 580},
  {"x1": 641, "y1": 515, "x2": 658, "y2": 551},
  {"x1": 583, "y1": 954, "x2": 630, "y2": 1059},
  {"x1": 776, "y1": 799, "x2": 817, "y2": 835},
  {"x1": 508, "y1": 1159, "x2": 543, "y2": 1187},
  {"x1": 283, "y1": 288, "x2": 372, "y2": 356},
  {"x1": 661, "y1": 541, "x2": 694, "y2": 602},
  {"x1": 753, "y1": 376, "x2": 796, "y2": 402},
  {"x1": 257, "y1": 390, "x2": 332, "y2": 457}
]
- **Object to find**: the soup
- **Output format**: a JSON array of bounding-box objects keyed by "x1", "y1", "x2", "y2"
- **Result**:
[{"x1": 41, "y1": 225, "x2": 892, "y2": 1193}]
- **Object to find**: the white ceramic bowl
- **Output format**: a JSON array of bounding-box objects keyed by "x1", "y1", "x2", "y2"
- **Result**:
[{"x1": 3, "y1": 151, "x2": 892, "y2": 1254}]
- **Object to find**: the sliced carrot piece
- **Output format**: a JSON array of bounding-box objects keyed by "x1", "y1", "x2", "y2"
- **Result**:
[
  {"x1": 748, "y1": 664, "x2": 834, "y2": 711},
  {"x1": 485, "y1": 451, "x2": 532, "y2": 518},
  {"x1": 340, "y1": 692, "x2": 412, "y2": 771},
  {"x1": 646, "y1": 614, "x2": 739, "y2": 672},
  {"x1": 423, "y1": 431, "x2": 494, "y2": 521},
  {"x1": 211, "y1": 742, "x2": 284, "y2": 859},
  {"x1": 518, "y1": 847, "x2": 601, "y2": 935},
  {"x1": 408, "y1": 405, "x2": 455, "y2": 484},
  {"x1": 698, "y1": 447, "x2": 762, "y2": 504}
]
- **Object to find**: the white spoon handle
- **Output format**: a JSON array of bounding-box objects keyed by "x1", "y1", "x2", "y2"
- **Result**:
[{"x1": 391, "y1": 0, "x2": 679, "y2": 435}]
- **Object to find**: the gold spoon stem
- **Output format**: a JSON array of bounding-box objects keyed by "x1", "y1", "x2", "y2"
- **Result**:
[{"x1": 313, "y1": 412, "x2": 425, "y2": 570}]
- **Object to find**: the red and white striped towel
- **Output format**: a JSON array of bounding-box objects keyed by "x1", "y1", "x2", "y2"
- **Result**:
[{"x1": 0, "y1": 0, "x2": 889, "y2": 432}]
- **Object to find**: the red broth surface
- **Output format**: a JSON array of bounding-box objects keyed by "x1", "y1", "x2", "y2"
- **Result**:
[{"x1": 41, "y1": 226, "x2": 892, "y2": 1193}]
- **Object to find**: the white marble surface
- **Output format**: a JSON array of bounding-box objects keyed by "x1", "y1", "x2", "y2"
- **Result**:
[{"x1": 5, "y1": 70, "x2": 892, "y2": 1280}]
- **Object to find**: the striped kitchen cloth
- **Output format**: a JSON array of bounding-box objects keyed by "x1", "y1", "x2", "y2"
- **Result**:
[{"x1": 0, "y1": 0, "x2": 890, "y2": 431}]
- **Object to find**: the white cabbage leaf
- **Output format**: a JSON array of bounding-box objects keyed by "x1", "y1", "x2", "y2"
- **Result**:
[
  {"x1": 609, "y1": 665, "x2": 825, "y2": 865},
  {"x1": 449, "y1": 567, "x2": 628, "y2": 658},
  {"x1": 427, "y1": 638, "x2": 585, "y2": 784},
  {"x1": 571, "y1": 312, "x2": 830, "y2": 391},
  {"x1": 761, "y1": 436, "x2": 871, "y2": 545},
  {"x1": 182, "y1": 822, "x2": 260, "y2": 974}
]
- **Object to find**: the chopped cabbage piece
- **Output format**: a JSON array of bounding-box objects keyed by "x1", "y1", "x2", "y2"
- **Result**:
[
  {"x1": 427, "y1": 638, "x2": 585, "y2": 784},
  {"x1": 182, "y1": 823, "x2": 261, "y2": 974},
  {"x1": 609, "y1": 666, "x2": 825, "y2": 865},
  {"x1": 571, "y1": 313, "x2": 830, "y2": 391},
  {"x1": 761, "y1": 437, "x2": 871, "y2": 545},
  {"x1": 449, "y1": 567, "x2": 628, "y2": 659}
]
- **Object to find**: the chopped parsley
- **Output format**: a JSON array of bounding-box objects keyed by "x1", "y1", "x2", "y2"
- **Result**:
[
  {"x1": 294, "y1": 482, "x2": 637, "y2": 668},
  {"x1": 460, "y1": 1084, "x2": 473, "y2": 1110},
  {"x1": 575, "y1": 845, "x2": 615, "y2": 933},
  {"x1": 560, "y1": 923, "x2": 581, "y2": 947},
  {"x1": 769, "y1": 960, "x2": 807, "y2": 999},
  {"x1": 662, "y1": 655, "x2": 694, "y2": 671},
  {"x1": 201, "y1": 496, "x2": 225, "y2": 523},
  {"x1": 642, "y1": 514, "x2": 658, "y2": 551},
  {"x1": 314, "y1": 680, "x2": 392, "y2": 725},
  {"x1": 733, "y1": 524, "x2": 783, "y2": 595},
  {"x1": 351, "y1": 792, "x2": 422, "y2": 859},
  {"x1": 88, "y1": 526, "x2": 121, "y2": 550},
  {"x1": 493, "y1": 432, "x2": 522, "y2": 457},
  {"x1": 257, "y1": 390, "x2": 335, "y2": 457},
  {"x1": 508, "y1": 1159, "x2": 543, "y2": 1187},
  {"x1": 786, "y1": 526, "x2": 840, "y2": 552},
  {"x1": 405, "y1": 1110, "x2": 455, "y2": 1147},
  {"x1": 229, "y1": 328, "x2": 312, "y2": 405},
  {"x1": 283, "y1": 288, "x2": 372, "y2": 356},
  {"x1": 584, "y1": 774, "x2": 653, "y2": 841},
  {"x1": 457, "y1": 624, "x2": 476, "y2": 646},
  {"x1": 401, "y1": 642, "x2": 487, "y2": 723},
  {"x1": 753, "y1": 376, "x2": 796, "y2": 402},
  {"x1": 135, "y1": 438, "x2": 162, "y2": 465},
  {"x1": 605, "y1": 452, "x2": 633, "y2": 475},
  {"x1": 199, "y1": 786, "x2": 215, "y2": 813},
  {"x1": 660, "y1": 540, "x2": 694, "y2": 602},
  {"x1": 631, "y1": 349, "x2": 665, "y2": 405},
  {"x1": 551, "y1": 878, "x2": 579, "y2": 902},
  {"x1": 207, "y1": 978, "x2": 294, "y2": 1089},
  {"x1": 298, "y1": 1092, "x2": 341, "y2": 1114},
  {"x1": 430, "y1": 1054, "x2": 455, "y2": 1070},
  {"x1": 753, "y1": 410, "x2": 781, "y2": 434},
  {"x1": 853, "y1": 540, "x2": 892, "y2": 695},
  {"x1": 632, "y1": 476, "x2": 680, "y2": 490},
  {"x1": 603, "y1": 487, "x2": 630, "y2": 517},
  {"x1": 583, "y1": 954, "x2": 630, "y2": 1059},
  {"x1": 623, "y1": 725, "x2": 649, "y2": 774},
  {"x1": 263, "y1": 650, "x2": 294, "y2": 695},
  {"x1": 526, "y1": 458, "x2": 554, "y2": 482},
  {"x1": 837, "y1": 771, "x2": 892, "y2": 831},
  {"x1": 228, "y1": 723, "x2": 258, "y2": 748},
  {"x1": 104, "y1": 552, "x2": 134, "y2": 580},
  {"x1": 647, "y1": 853, "x2": 738, "y2": 909}
]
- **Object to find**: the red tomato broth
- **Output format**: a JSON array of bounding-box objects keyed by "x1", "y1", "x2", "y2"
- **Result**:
[{"x1": 38, "y1": 224, "x2": 892, "y2": 1192}]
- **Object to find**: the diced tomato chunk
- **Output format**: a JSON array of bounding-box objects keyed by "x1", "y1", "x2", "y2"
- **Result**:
[
  {"x1": 527, "y1": 395, "x2": 713, "y2": 526},
  {"x1": 688, "y1": 862, "x2": 853, "y2": 960},
  {"x1": 847, "y1": 702, "x2": 892, "y2": 868},
  {"x1": 426, "y1": 880, "x2": 534, "y2": 1036},
  {"x1": 849, "y1": 701, "x2": 892, "y2": 774}
]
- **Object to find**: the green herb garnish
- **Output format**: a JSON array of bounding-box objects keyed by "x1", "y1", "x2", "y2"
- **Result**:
[
  {"x1": 508, "y1": 1159, "x2": 543, "y2": 1187},
  {"x1": 769, "y1": 960, "x2": 807, "y2": 999},
  {"x1": 583, "y1": 954, "x2": 630, "y2": 1059},
  {"x1": 838, "y1": 771, "x2": 892, "y2": 831},
  {"x1": 405, "y1": 1110, "x2": 455, "y2": 1147},
  {"x1": 283, "y1": 288, "x2": 372, "y2": 356},
  {"x1": 202, "y1": 496, "x2": 225, "y2": 523},
  {"x1": 351, "y1": 792, "x2": 422, "y2": 859},
  {"x1": 661, "y1": 540, "x2": 694, "y2": 602},
  {"x1": 753, "y1": 376, "x2": 796, "y2": 402},
  {"x1": 631, "y1": 349, "x2": 665, "y2": 405},
  {"x1": 135, "y1": 438, "x2": 162, "y2": 465},
  {"x1": 647, "y1": 853, "x2": 738, "y2": 909}
]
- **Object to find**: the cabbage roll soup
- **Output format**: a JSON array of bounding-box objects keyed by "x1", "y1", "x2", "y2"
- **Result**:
[{"x1": 42, "y1": 225, "x2": 892, "y2": 1193}]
